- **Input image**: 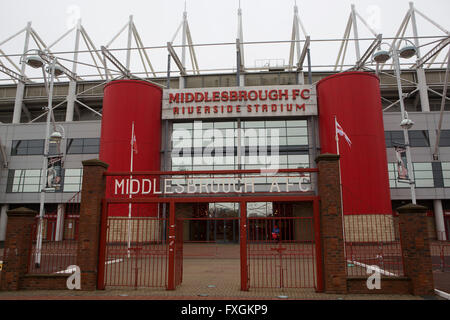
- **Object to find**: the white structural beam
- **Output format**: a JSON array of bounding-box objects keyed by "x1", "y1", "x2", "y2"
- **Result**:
[
  {"x1": 66, "y1": 20, "x2": 81, "y2": 122},
  {"x1": 0, "y1": 205, "x2": 9, "y2": 242},
  {"x1": 126, "y1": 15, "x2": 133, "y2": 70},
  {"x1": 412, "y1": 36, "x2": 450, "y2": 69},
  {"x1": 409, "y1": 2, "x2": 430, "y2": 112},
  {"x1": 354, "y1": 34, "x2": 382, "y2": 70},
  {"x1": 334, "y1": 14, "x2": 352, "y2": 71},
  {"x1": 237, "y1": 2, "x2": 245, "y2": 86},
  {"x1": 433, "y1": 200, "x2": 447, "y2": 241},
  {"x1": 289, "y1": 4, "x2": 308, "y2": 83},
  {"x1": 351, "y1": 4, "x2": 361, "y2": 61},
  {"x1": 12, "y1": 22, "x2": 31, "y2": 124},
  {"x1": 167, "y1": 42, "x2": 187, "y2": 76}
]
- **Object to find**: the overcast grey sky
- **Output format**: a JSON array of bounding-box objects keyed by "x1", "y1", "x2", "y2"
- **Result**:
[{"x1": 0, "y1": 0, "x2": 449, "y2": 80}]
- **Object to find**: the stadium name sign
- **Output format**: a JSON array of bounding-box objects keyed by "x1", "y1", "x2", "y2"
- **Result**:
[
  {"x1": 111, "y1": 176, "x2": 312, "y2": 196},
  {"x1": 162, "y1": 84, "x2": 317, "y2": 119}
]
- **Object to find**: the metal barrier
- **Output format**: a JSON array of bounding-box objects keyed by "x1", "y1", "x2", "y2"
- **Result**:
[
  {"x1": 102, "y1": 216, "x2": 168, "y2": 288},
  {"x1": 247, "y1": 216, "x2": 316, "y2": 289},
  {"x1": 431, "y1": 241, "x2": 450, "y2": 272},
  {"x1": 343, "y1": 214, "x2": 404, "y2": 277},
  {"x1": 28, "y1": 216, "x2": 78, "y2": 274},
  {"x1": 174, "y1": 219, "x2": 183, "y2": 287}
]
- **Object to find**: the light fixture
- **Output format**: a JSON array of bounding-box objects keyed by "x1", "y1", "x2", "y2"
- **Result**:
[
  {"x1": 400, "y1": 118, "x2": 414, "y2": 130},
  {"x1": 24, "y1": 55, "x2": 45, "y2": 69},
  {"x1": 49, "y1": 131, "x2": 63, "y2": 143},
  {"x1": 372, "y1": 50, "x2": 391, "y2": 64},
  {"x1": 399, "y1": 45, "x2": 417, "y2": 59},
  {"x1": 46, "y1": 65, "x2": 65, "y2": 77}
]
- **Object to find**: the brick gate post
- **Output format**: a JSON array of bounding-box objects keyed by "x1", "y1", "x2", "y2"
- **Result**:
[
  {"x1": 315, "y1": 154, "x2": 347, "y2": 294},
  {"x1": 77, "y1": 159, "x2": 109, "y2": 290},
  {"x1": 0, "y1": 207, "x2": 36, "y2": 291},
  {"x1": 397, "y1": 203, "x2": 434, "y2": 296}
]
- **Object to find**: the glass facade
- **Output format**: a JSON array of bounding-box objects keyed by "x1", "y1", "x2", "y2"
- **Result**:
[
  {"x1": 6, "y1": 168, "x2": 83, "y2": 193},
  {"x1": 384, "y1": 130, "x2": 430, "y2": 148},
  {"x1": 11, "y1": 139, "x2": 58, "y2": 156},
  {"x1": 66, "y1": 138, "x2": 100, "y2": 154},
  {"x1": 171, "y1": 119, "x2": 309, "y2": 172},
  {"x1": 442, "y1": 162, "x2": 450, "y2": 187}
]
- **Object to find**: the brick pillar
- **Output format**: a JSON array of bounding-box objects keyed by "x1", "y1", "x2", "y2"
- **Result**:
[
  {"x1": 315, "y1": 154, "x2": 347, "y2": 294},
  {"x1": 77, "y1": 159, "x2": 109, "y2": 290},
  {"x1": 397, "y1": 203, "x2": 434, "y2": 296},
  {"x1": 0, "y1": 207, "x2": 36, "y2": 291}
]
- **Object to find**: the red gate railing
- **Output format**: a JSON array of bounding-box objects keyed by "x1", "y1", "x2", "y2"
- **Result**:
[
  {"x1": 431, "y1": 241, "x2": 450, "y2": 272},
  {"x1": 28, "y1": 216, "x2": 78, "y2": 274},
  {"x1": 247, "y1": 216, "x2": 316, "y2": 289},
  {"x1": 174, "y1": 219, "x2": 184, "y2": 287},
  {"x1": 101, "y1": 215, "x2": 168, "y2": 288},
  {"x1": 343, "y1": 214, "x2": 405, "y2": 277}
]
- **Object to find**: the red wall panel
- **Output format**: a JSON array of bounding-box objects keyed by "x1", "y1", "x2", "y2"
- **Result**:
[
  {"x1": 100, "y1": 80, "x2": 162, "y2": 217},
  {"x1": 317, "y1": 72, "x2": 392, "y2": 215}
]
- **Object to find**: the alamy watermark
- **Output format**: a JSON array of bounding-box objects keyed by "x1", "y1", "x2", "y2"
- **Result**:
[
  {"x1": 366, "y1": 265, "x2": 381, "y2": 290},
  {"x1": 66, "y1": 265, "x2": 81, "y2": 290}
]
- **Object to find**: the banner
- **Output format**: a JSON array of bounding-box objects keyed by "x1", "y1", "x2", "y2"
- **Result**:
[
  {"x1": 394, "y1": 146, "x2": 409, "y2": 181},
  {"x1": 47, "y1": 155, "x2": 63, "y2": 190}
]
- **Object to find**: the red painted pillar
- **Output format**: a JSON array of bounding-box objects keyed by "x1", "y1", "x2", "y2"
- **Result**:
[
  {"x1": 317, "y1": 72, "x2": 391, "y2": 215},
  {"x1": 240, "y1": 201, "x2": 248, "y2": 291}
]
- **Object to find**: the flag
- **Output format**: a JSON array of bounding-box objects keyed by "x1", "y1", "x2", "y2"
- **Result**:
[
  {"x1": 131, "y1": 126, "x2": 138, "y2": 154},
  {"x1": 335, "y1": 119, "x2": 352, "y2": 147}
]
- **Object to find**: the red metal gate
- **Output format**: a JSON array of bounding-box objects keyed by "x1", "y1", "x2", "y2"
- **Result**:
[
  {"x1": 247, "y1": 216, "x2": 318, "y2": 289},
  {"x1": 99, "y1": 212, "x2": 169, "y2": 289},
  {"x1": 174, "y1": 218, "x2": 183, "y2": 287}
]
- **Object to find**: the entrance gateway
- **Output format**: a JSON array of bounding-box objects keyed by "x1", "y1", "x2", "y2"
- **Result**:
[{"x1": 97, "y1": 168, "x2": 323, "y2": 291}]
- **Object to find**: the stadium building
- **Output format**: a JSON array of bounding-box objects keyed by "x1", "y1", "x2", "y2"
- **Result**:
[{"x1": 0, "y1": 2, "x2": 448, "y2": 292}]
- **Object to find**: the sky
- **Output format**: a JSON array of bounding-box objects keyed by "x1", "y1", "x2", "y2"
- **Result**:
[{"x1": 0, "y1": 0, "x2": 449, "y2": 81}]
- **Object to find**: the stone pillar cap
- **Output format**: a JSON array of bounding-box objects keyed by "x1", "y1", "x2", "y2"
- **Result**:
[
  {"x1": 7, "y1": 207, "x2": 38, "y2": 217},
  {"x1": 82, "y1": 159, "x2": 109, "y2": 169},
  {"x1": 315, "y1": 153, "x2": 340, "y2": 163},
  {"x1": 396, "y1": 203, "x2": 428, "y2": 214}
]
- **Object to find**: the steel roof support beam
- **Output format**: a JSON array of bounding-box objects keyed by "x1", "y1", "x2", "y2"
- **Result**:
[
  {"x1": 167, "y1": 42, "x2": 186, "y2": 76},
  {"x1": 12, "y1": 22, "x2": 31, "y2": 124},
  {"x1": 433, "y1": 47, "x2": 450, "y2": 160},
  {"x1": 101, "y1": 45, "x2": 131, "y2": 78},
  {"x1": 66, "y1": 20, "x2": 81, "y2": 122}
]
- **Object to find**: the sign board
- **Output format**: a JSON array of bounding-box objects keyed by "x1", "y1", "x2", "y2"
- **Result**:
[{"x1": 162, "y1": 85, "x2": 317, "y2": 120}]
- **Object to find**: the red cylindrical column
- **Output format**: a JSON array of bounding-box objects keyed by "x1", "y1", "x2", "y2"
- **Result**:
[
  {"x1": 100, "y1": 80, "x2": 162, "y2": 217},
  {"x1": 317, "y1": 72, "x2": 391, "y2": 215}
]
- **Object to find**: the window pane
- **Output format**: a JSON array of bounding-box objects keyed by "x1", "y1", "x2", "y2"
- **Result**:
[
  {"x1": 286, "y1": 120, "x2": 307, "y2": 127},
  {"x1": 173, "y1": 123, "x2": 193, "y2": 130},
  {"x1": 83, "y1": 146, "x2": 100, "y2": 154},
  {"x1": 287, "y1": 127, "x2": 307, "y2": 136}
]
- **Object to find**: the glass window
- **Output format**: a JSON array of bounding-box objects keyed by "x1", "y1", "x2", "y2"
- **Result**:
[
  {"x1": 63, "y1": 169, "x2": 83, "y2": 192},
  {"x1": 387, "y1": 163, "x2": 409, "y2": 188},
  {"x1": 7, "y1": 169, "x2": 42, "y2": 192},
  {"x1": 11, "y1": 140, "x2": 44, "y2": 156},
  {"x1": 409, "y1": 131, "x2": 429, "y2": 147},
  {"x1": 439, "y1": 130, "x2": 450, "y2": 147},
  {"x1": 173, "y1": 122, "x2": 193, "y2": 130},
  {"x1": 385, "y1": 130, "x2": 429, "y2": 148},
  {"x1": 66, "y1": 138, "x2": 100, "y2": 154},
  {"x1": 442, "y1": 162, "x2": 450, "y2": 187}
]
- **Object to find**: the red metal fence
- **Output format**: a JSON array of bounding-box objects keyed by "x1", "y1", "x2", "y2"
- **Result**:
[
  {"x1": 28, "y1": 216, "x2": 78, "y2": 274},
  {"x1": 101, "y1": 216, "x2": 168, "y2": 288},
  {"x1": 431, "y1": 241, "x2": 450, "y2": 272},
  {"x1": 174, "y1": 219, "x2": 183, "y2": 287},
  {"x1": 343, "y1": 214, "x2": 405, "y2": 277},
  {"x1": 247, "y1": 217, "x2": 317, "y2": 289}
]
